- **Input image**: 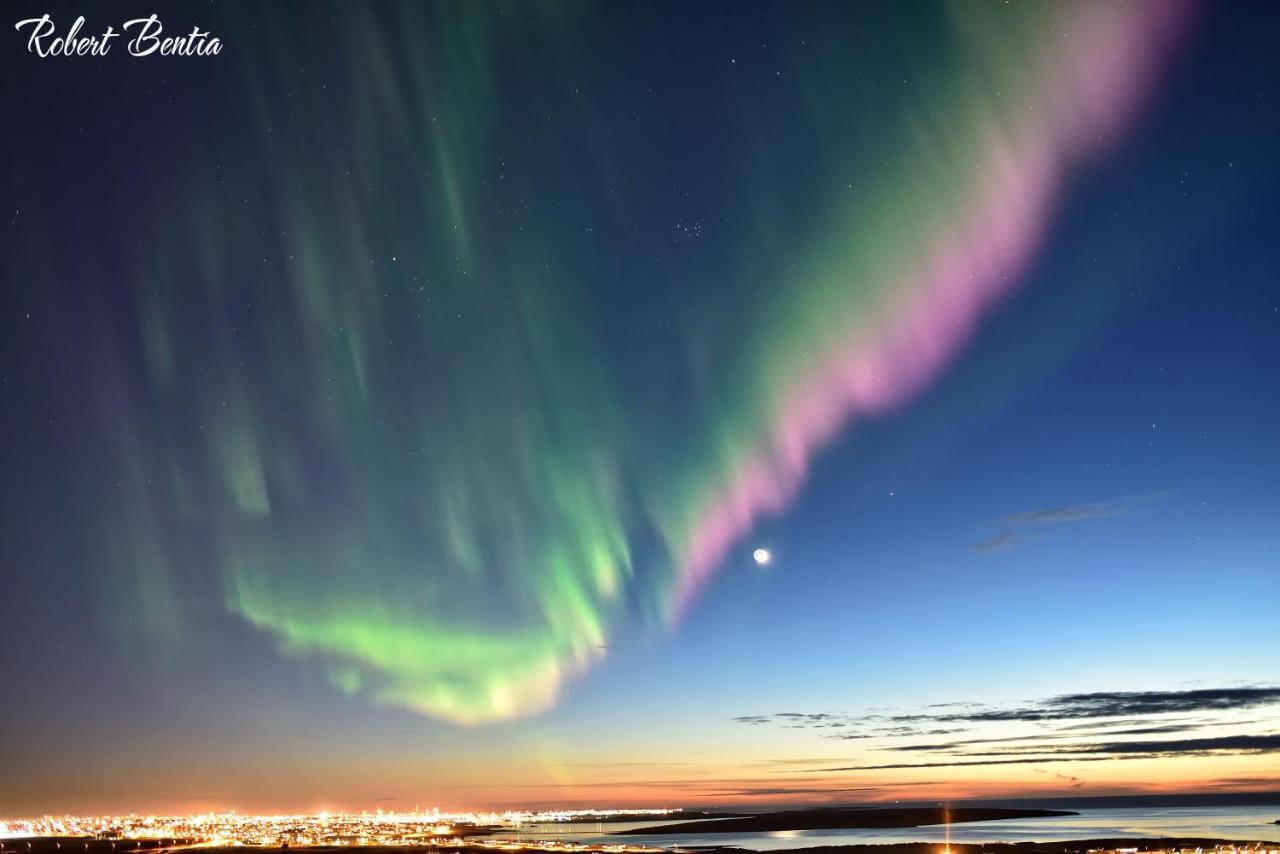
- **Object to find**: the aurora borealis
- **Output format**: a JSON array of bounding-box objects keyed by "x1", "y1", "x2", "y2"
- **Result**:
[
  {"x1": 664, "y1": 0, "x2": 1193, "y2": 616},
  {"x1": 4, "y1": 0, "x2": 1280, "y2": 817},
  {"x1": 90, "y1": 0, "x2": 1194, "y2": 725}
]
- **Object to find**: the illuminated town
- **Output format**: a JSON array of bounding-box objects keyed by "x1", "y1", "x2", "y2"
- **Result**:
[
  {"x1": 2, "y1": 813, "x2": 1278, "y2": 854},
  {"x1": 0, "y1": 810, "x2": 678, "y2": 852}
]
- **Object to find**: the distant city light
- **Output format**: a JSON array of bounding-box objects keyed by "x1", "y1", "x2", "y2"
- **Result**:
[
  {"x1": 0, "y1": 817, "x2": 1275, "y2": 854},
  {"x1": 0, "y1": 809, "x2": 681, "y2": 851}
]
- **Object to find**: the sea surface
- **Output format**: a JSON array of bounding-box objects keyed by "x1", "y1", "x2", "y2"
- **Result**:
[{"x1": 493, "y1": 808, "x2": 1280, "y2": 850}]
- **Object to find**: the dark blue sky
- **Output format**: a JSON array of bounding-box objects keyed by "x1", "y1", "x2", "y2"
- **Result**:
[{"x1": 0, "y1": 0, "x2": 1277, "y2": 814}]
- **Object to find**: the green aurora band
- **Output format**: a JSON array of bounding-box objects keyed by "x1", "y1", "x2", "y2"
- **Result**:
[{"x1": 101, "y1": 2, "x2": 1192, "y2": 723}]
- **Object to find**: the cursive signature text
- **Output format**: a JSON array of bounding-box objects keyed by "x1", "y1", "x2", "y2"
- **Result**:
[{"x1": 14, "y1": 14, "x2": 223, "y2": 57}]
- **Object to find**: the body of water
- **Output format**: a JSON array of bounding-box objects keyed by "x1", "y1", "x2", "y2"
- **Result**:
[{"x1": 493, "y1": 808, "x2": 1280, "y2": 850}]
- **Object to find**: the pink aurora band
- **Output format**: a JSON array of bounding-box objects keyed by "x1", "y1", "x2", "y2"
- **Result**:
[{"x1": 673, "y1": 0, "x2": 1196, "y2": 615}]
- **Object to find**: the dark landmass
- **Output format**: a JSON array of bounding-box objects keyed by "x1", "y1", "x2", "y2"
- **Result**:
[
  {"x1": 7, "y1": 840, "x2": 1280, "y2": 854},
  {"x1": 581, "y1": 812, "x2": 745, "y2": 823},
  {"x1": 615, "y1": 808, "x2": 1077, "y2": 835}
]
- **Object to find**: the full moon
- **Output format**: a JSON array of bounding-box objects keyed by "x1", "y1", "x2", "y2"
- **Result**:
[{"x1": 752, "y1": 548, "x2": 771, "y2": 566}]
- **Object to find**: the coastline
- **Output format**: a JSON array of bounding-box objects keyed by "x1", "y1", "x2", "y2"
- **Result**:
[
  {"x1": 7, "y1": 841, "x2": 1278, "y2": 854},
  {"x1": 616, "y1": 809, "x2": 1078, "y2": 836},
  {"x1": 697, "y1": 842, "x2": 1280, "y2": 854}
]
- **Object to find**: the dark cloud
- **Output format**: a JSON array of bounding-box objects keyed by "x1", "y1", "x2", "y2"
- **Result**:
[
  {"x1": 735, "y1": 687, "x2": 1279, "y2": 756},
  {"x1": 970, "y1": 494, "x2": 1165, "y2": 554},
  {"x1": 1001, "y1": 502, "x2": 1130, "y2": 526},
  {"x1": 886, "y1": 722, "x2": 1205, "y2": 753},
  {"x1": 955, "y1": 732, "x2": 1280, "y2": 760},
  {"x1": 1034, "y1": 769, "x2": 1085, "y2": 788},
  {"x1": 970, "y1": 531, "x2": 1019, "y2": 554},
  {"x1": 734, "y1": 711, "x2": 859, "y2": 731},
  {"x1": 1053, "y1": 717, "x2": 1193, "y2": 731},
  {"x1": 1100, "y1": 724, "x2": 1203, "y2": 736},
  {"x1": 928, "y1": 687, "x2": 1280, "y2": 723},
  {"x1": 813, "y1": 688, "x2": 1277, "y2": 731},
  {"x1": 829, "y1": 725, "x2": 964, "y2": 741},
  {"x1": 808, "y1": 756, "x2": 1120, "y2": 772},
  {"x1": 1044, "y1": 733, "x2": 1280, "y2": 756},
  {"x1": 810, "y1": 733, "x2": 1280, "y2": 772}
]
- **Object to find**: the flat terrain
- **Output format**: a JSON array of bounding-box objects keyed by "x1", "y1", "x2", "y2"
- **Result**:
[
  {"x1": 708, "y1": 842, "x2": 1279, "y2": 854},
  {"x1": 7, "y1": 839, "x2": 1280, "y2": 854},
  {"x1": 615, "y1": 807, "x2": 1077, "y2": 835},
  {"x1": 569, "y1": 812, "x2": 745, "y2": 824}
]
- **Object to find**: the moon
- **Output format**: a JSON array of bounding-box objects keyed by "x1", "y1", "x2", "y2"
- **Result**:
[{"x1": 752, "y1": 548, "x2": 771, "y2": 566}]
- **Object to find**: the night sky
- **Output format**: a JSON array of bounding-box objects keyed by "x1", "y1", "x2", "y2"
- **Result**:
[{"x1": 2, "y1": 0, "x2": 1278, "y2": 815}]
